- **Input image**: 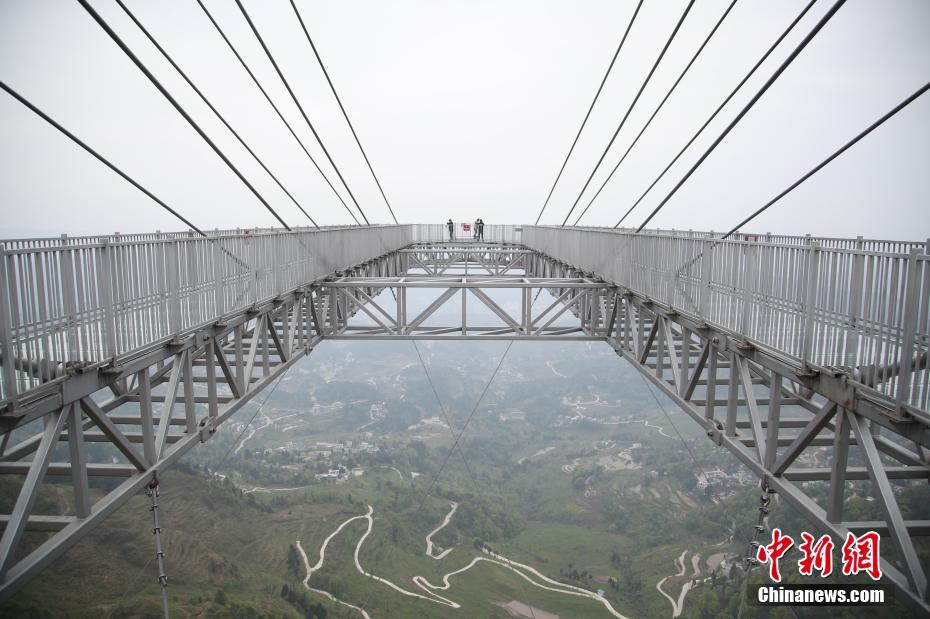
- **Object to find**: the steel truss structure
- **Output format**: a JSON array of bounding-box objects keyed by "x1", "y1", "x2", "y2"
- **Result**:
[
  {"x1": 325, "y1": 244, "x2": 610, "y2": 340},
  {"x1": 0, "y1": 228, "x2": 929, "y2": 614}
]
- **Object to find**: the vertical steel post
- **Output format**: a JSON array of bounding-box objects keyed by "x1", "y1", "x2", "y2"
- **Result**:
[
  {"x1": 740, "y1": 242, "x2": 755, "y2": 337},
  {"x1": 185, "y1": 236, "x2": 199, "y2": 325},
  {"x1": 99, "y1": 240, "x2": 117, "y2": 358},
  {"x1": 699, "y1": 239, "x2": 711, "y2": 318},
  {"x1": 138, "y1": 369, "x2": 157, "y2": 464},
  {"x1": 166, "y1": 242, "x2": 181, "y2": 335},
  {"x1": 764, "y1": 374, "x2": 782, "y2": 469},
  {"x1": 679, "y1": 327, "x2": 690, "y2": 398},
  {"x1": 234, "y1": 324, "x2": 245, "y2": 396},
  {"x1": 182, "y1": 349, "x2": 195, "y2": 433},
  {"x1": 461, "y1": 284, "x2": 467, "y2": 336},
  {"x1": 897, "y1": 249, "x2": 922, "y2": 411},
  {"x1": 67, "y1": 402, "x2": 91, "y2": 518},
  {"x1": 844, "y1": 236, "x2": 864, "y2": 368},
  {"x1": 725, "y1": 352, "x2": 738, "y2": 437},
  {"x1": 801, "y1": 241, "x2": 822, "y2": 364},
  {"x1": 827, "y1": 408, "x2": 850, "y2": 523},
  {"x1": 212, "y1": 239, "x2": 224, "y2": 317},
  {"x1": 60, "y1": 242, "x2": 79, "y2": 362},
  {"x1": 655, "y1": 315, "x2": 665, "y2": 380},
  {"x1": 0, "y1": 248, "x2": 17, "y2": 404}
]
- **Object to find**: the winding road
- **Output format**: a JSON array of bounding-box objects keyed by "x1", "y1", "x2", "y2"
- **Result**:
[
  {"x1": 296, "y1": 503, "x2": 632, "y2": 618},
  {"x1": 612, "y1": 417, "x2": 676, "y2": 440},
  {"x1": 295, "y1": 524, "x2": 372, "y2": 619},
  {"x1": 235, "y1": 411, "x2": 272, "y2": 455},
  {"x1": 656, "y1": 550, "x2": 695, "y2": 618},
  {"x1": 242, "y1": 485, "x2": 313, "y2": 495},
  {"x1": 546, "y1": 361, "x2": 568, "y2": 378},
  {"x1": 425, "y1": 502, "x2": 458, "y2": 559}
]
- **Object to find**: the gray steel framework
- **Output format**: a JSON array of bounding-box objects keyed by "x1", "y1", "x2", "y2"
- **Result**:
[
  {"x1": 326, "y1": 245, "x2": 608, "y2": 340},
  {"x1": 0, "y1": 228, "x2": 928, "y2": 614}
]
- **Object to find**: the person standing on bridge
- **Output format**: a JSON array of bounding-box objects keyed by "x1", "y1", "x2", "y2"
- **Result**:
[
  {"x1": 473, "y1": 218, "x2": 479, "y2": 240},
  {"x1": 477, "y1": 218, "x2": 485, "y2": 241},
  {"x1": 446, "y1": 218, "x2": 454, "y2": 241}
]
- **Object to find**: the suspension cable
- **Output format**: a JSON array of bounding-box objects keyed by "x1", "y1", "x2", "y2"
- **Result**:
[
  {"x1": 234, "y1": 0, "x2": 371, "y2": 225},
  {"x1": 635, "y1": 0, "x2": 847, "y2": 232},
  {"x1": 613, "y1": 0, "x2": 818, "y2": 229},
  {"x1": 0, "y1": 80, "x2": 205, "y2": 235},
  {"x1": 376, "y1": 339, "x2": 513, "y2": 597},
  {"x1": 573, "y1": 0, "x2": 739, "y2": 226},
  {"x1": 533, "y1": 0, "x2": 644, "y2": 225},
  {"x1": 411, "y1": 340, "x2": 481, "y2": 493},
  {"x1": 193, "y1": 0, "x2": 359, "y2": 225},
  {"x1": 560, "y1": 0, "x2": 697, "y2": 226},
  {"x1": 722, "y1": 81, "x2": 930, "y2": 239},
  {"x1": 290, "y1": 0, "x2": 399, "y2": 225},
  {"x1": 146, "y1": 478, "x2": 170, "y2": 619},
  {"x1": 214, "y1": 371, "x2": 286, "y2": 472},
  {"x1": 420, "y1": 340, "x2": 513, "y2": 503},
  {"x1": 77, "y1": 0, "x2": 293, "y2": 231},
  {"x1": 115, "y1": 0, "x2": 320, "y2": 228},
  {"x1": 736, "y1": 480, "x2": 776, "y2": 619},
  {"x1": 637, "y1": 359, "x2": 742, "y2": 573},
  {"x1": 0, "y1": 81, "x2": 258, "y2": 273}
]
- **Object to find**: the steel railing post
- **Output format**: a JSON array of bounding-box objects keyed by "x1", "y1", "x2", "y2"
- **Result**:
[
  {"x1": 59, "y1": 238, "x2": 79, "y2": 362},
  {"x1": 740, "y1": 241, "x2": 755, "y2": 337},
  {"x1": 98, "y1": 240, "x2": 117, "y2": 358},
  {"x1": 166, "y1": 241, "x2": 181, "y2": 335},
  {"x1": 844, "y1": 236, "x2": 864, "y2": 368},
  {"x1": 801, "y1": 241, "x2": 821, "y2": 365},
  {"x1": 212, "y1": 239, "x2": 224, "y2": 316},
  {"x1": 699, "y1": 238, "x2": 712, "y2": 317},
  {"x1": 897, "y1": 249, "x2": 921, "y2": 411},
  {"x1": 0, "y1": 248, "x2": 17, "y2": 405}
]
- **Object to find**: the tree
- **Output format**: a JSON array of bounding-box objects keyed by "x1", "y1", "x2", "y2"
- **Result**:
[
  {"x1": 288, "y1": 544, "x2": 302, "y2": 575},
  {"x1": 694, "y1": 589, "x2": 720, "y2": 619}
]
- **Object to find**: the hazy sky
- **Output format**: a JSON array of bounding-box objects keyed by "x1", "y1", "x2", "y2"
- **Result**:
[{"x1": 1, "y1": 0, "x2": 927, "y2": 240}]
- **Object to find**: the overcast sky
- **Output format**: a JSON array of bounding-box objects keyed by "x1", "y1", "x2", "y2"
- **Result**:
[{"x1": 0, "y1": 0, "x2": 927, "y2": 240}]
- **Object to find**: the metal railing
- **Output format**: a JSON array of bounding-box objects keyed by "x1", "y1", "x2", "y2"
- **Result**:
[
  {"x1": 409, "y1": 223, "x2": 522, "y2": 244},
  {"x1": 523, "y1": 226, "x2": 930, "y2": 412},
  {"x1": 0, "y1": 224, "x2": 374, "y2": 251},
  {"x1": 572, "y1": 225, "x2": 928, "y2": 254},
  {"x1": 0, "y1": 225, "x2": 411, "y2": 402},
  {"x1": 3, "y1": 223, "x2": 926, "y2": 411}
]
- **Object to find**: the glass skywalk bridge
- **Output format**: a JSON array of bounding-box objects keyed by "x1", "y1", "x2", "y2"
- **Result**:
[{"x1": 0, "y1": 224, "x2": 927, "y2": 612}]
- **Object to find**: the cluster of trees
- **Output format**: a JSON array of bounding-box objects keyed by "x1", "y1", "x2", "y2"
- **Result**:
[
  {"x1": 279, "y1": 583, "x2": 328, "y2": 618},
  {"x1": 460, "y1": 434, "x2": 516, "y2": 468},
  {"x1": 571, "y1": 465, "x2": 603, "y2": 490},
  {"x1": 455, "y1": 496, "x2": 524, "y2": 541},
  {"x1": 287, "y1": 544, "x2": 303, "y2": 576},
  {"x1": 608, "y1": 551, "x2": 643, "y2": 601},
  {"x1": 558, "y1": 562, "x2": 595, "y2": 587},
  {"x1": 210, "y1": 589, "x2": 270, "y2": 618}
]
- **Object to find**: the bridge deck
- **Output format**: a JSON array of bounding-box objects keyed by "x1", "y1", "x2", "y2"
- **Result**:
[{"x1": 0, "y1": 225, "x2": 928, "y2": 611}]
